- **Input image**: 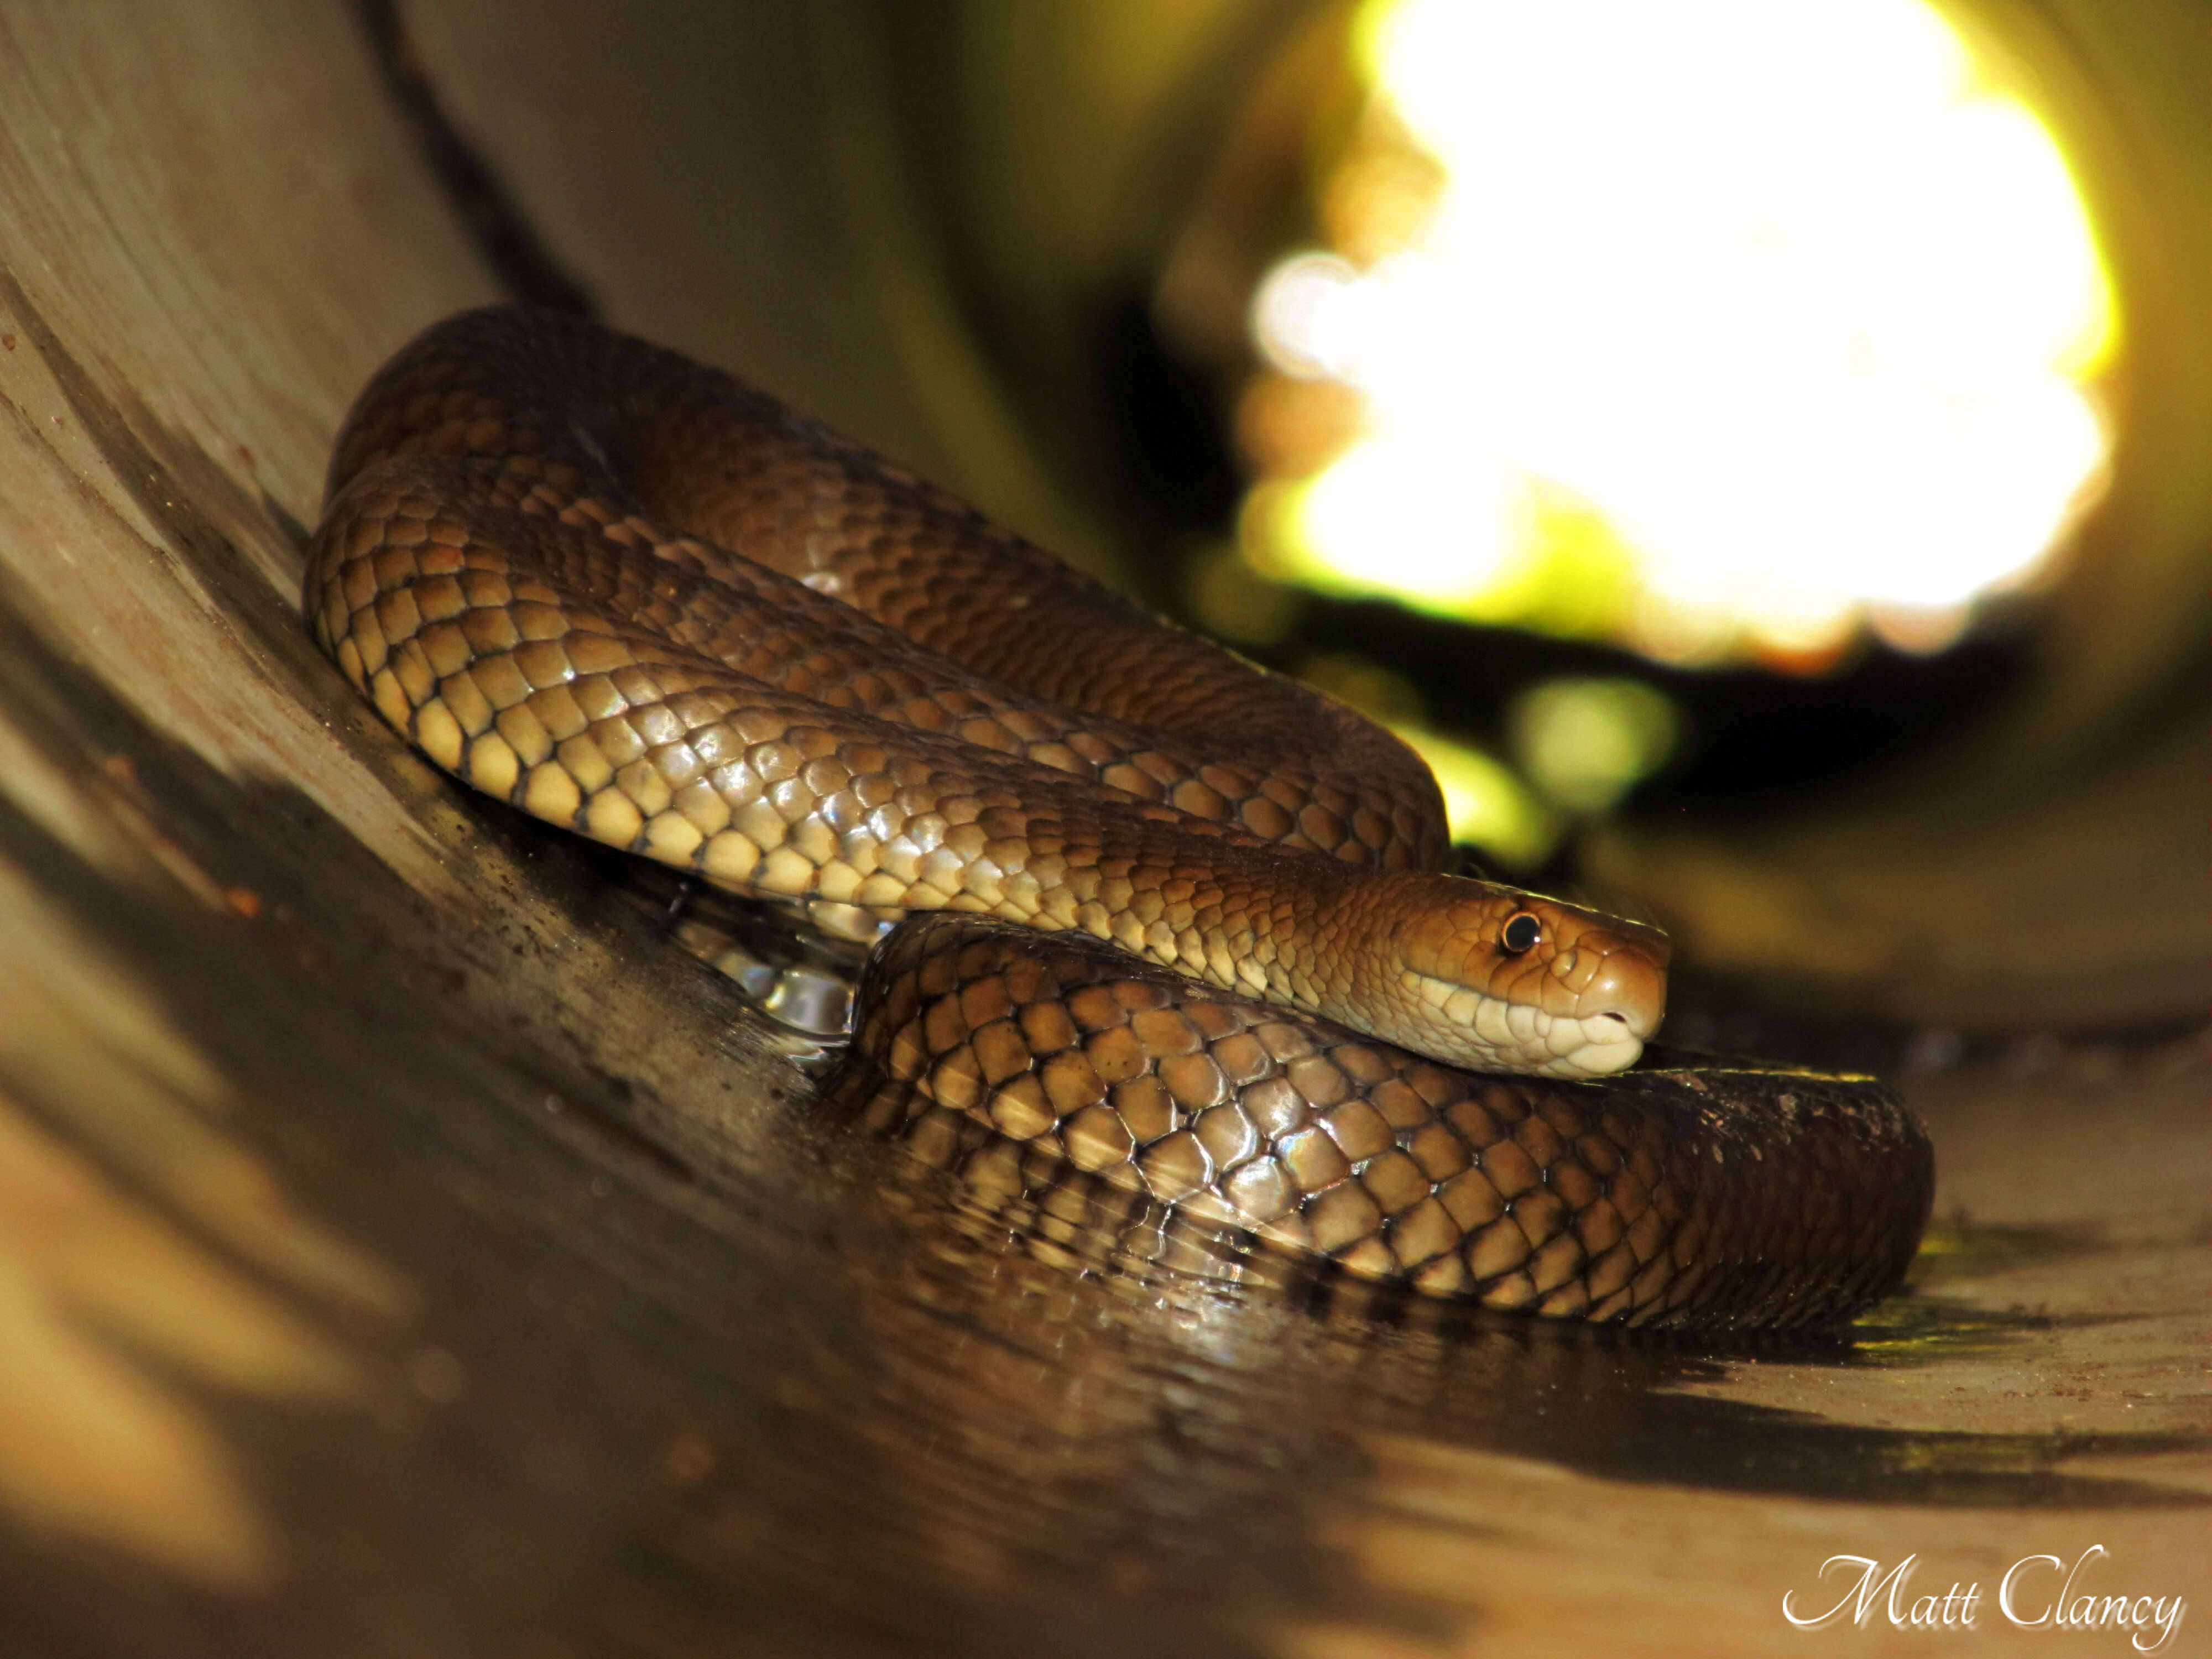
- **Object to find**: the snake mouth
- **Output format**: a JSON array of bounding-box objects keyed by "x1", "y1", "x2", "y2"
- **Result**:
[
  {"x1": 1404, "y1": 971, "x2": 1653, "y2": 1078},
  {"x1": 1543, "y1": 1008, "x2": 1651, "y2": 1078}
]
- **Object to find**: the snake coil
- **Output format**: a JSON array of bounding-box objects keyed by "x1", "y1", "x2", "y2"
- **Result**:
[{"x1": 306, "y1": 306, "x2": 1931, "y2": 1329}]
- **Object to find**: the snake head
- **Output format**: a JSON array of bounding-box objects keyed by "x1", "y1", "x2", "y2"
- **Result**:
[{"x1": 1358, "y1": 874, "x2": 1671, "y2": 1078}]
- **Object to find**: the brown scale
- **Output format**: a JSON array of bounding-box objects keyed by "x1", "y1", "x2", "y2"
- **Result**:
[{"x1": 321, "y1": 306, "x2": 1444, "y2": 871}]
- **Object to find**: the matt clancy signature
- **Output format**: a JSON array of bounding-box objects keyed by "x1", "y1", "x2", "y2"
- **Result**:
[{"x1": 1782, "y1": 1546, "x2": 2186, "y2": 1653}]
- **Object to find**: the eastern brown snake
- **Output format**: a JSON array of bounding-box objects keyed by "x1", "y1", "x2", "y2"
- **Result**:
[{"x1": 306, "y1": 306, "x2": 1932, "y2": 1329}]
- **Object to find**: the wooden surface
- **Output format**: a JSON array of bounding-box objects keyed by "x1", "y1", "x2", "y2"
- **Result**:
[{"x1": 0, "y1": 4, "x2": 2202, "y2": 1656}]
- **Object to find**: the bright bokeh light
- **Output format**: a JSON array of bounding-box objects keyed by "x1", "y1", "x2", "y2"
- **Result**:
[
  {"x1": 1243, "y1": 0, "x2": 2116, "y2": 668},
  {"x1": 1506, "y1": 679, "x2": 1681, "y2": 813},
  {"x1": 1390, "y1": 725, "x2": 1555, "y2": 867}
]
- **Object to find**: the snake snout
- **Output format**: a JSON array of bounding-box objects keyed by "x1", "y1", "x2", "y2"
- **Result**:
[
  {"x1": 1525, "y1": 921, "x2": 1670, "y2": 1078},
  {"x1": 1556, "y1": 926, "x2": 1669, "y2": 1041}
]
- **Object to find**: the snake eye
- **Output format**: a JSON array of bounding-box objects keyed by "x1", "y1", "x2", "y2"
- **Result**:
[{"x1": 1499, "y1": 911, "x2": 1543, "y2": 956}]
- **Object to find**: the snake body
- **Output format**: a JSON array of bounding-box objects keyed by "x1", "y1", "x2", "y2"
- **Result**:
[{"x1": 307, "y1": 306, "x2": 1931, "y2": 1329}]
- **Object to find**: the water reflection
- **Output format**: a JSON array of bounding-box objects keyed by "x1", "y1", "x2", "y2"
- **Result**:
[
  {"x1": 600, "y1": 1091, "x2": 2200, "y2": 1652},
  {"x1": 818, "y1": 1122, "x2": 2206, "y2": 1509}
]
